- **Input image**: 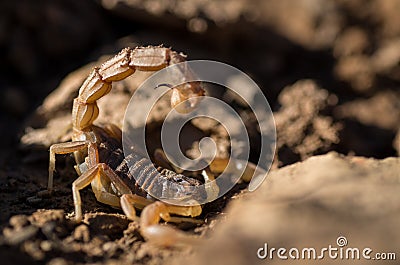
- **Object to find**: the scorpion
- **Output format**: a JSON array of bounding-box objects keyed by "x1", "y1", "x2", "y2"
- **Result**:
[{"x1": 45, "y1": 46, "x2": 257, "y2": 246}]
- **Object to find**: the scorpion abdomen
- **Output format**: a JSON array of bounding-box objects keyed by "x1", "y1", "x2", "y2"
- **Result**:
[
  {"x1": 115, "y1": 152, "x2": 206, "y2": 202},
  {"x1": 92, "y1": 125, "x2": 206, "y2": 202}
]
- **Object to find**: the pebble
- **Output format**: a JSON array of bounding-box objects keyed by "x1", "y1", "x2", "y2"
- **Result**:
[
  {"x1": 40, "y1": 240, "x2": 53, "y2": 251},
  {"x1": 9, "y1": 214, "x2": 29, "y2": 229},
  {"x1": 5, "y1": 225, "x2": 38, "y2": 245},
  {"x1": 72, "y1": 224, "x2": 90, "y2": 243}
]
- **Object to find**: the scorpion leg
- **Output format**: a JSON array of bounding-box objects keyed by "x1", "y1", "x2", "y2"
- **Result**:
[
  {"x1": 140, "y1": 201, "x2": 202, "y2": 247},
  {"x1": 72, "y1": 164, "x2": 127, "y2": 221},
  {"x1": 120, "y1": 194, "x2": 153, "y2": 221},
  {"x1": 121, "y1": 194, "x2": 204, "y2": 224},
  {"x1": 73, "y1": 163, "x2": 132, "y2": 221},
  {"x1": 209, "y1": 158, "x2": 267, "y2": 183},
  {"x1": 48, "y1": 141, "x2": 97, "y2": 192},
  {"x1": 95, "y1": 190, "x2": 120, "y2": 208},
  {"x1": 72, "y1": 165, "x2": 99, "y2": 222}
]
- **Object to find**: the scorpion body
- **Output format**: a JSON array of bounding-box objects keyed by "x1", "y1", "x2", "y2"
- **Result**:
[
  {"x1": 47, "y1": 46, "x2": 207, "y2": 246},
  {"x1": 46, "y1": 45, "x2": 259, "y2": 246}
]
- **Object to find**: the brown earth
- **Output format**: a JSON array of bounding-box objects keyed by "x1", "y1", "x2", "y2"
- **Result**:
[{"x1": 0, "y1": 0, "x2": 399, "y2": 265}]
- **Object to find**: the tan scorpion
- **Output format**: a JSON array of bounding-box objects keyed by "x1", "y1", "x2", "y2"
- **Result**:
[{"x1": 45, "y1": 45, "x2": 258, "y2": 246}]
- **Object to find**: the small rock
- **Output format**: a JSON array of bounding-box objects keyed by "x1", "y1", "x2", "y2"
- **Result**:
[
  {"x1": 22, "y1": 240, "x2": 45, "y2": 260},
  {"x1": 103, "y1": 241, "x2": 118, "y2": 253},
  {"x1": 4, "y1": 226, "x2": 38, "y2": 245},
  {"x1": 87, "y1": 236, "x2": 107, "y2": 257},
  {"x1": 28, "y1": 209, "x2": 65, "y2": 227},
  {"x1": 9, "y1": 215, "x2": 29, "y2": 230},
  {"x1": 72, "y1": 224, "x2": 90, "y2": 243},
  {"x1": 40, "y1": 240, "x2": 53, "y2": 252}
]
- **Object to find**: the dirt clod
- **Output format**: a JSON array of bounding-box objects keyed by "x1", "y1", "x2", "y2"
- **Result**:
[
  {"x1": 72, "y1": 225, "x2": 90, "y2": 243},
  {"x1": 274, "y1": 80, "x2": 341, "y2": 166},
  {"x1": 83, "y1": 213, "x2": 130, "y2": 240},
  {"x1": 9, "y1": 215, "x2": 29, "y2": 230},
  {"x1": 28, "y1": 210, "x2": 65, "y2": 227}
]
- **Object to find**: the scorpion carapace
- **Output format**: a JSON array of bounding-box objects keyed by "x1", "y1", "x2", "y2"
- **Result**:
[{"x1": 45, "y1": 45, "x2": 258, "y2": 247}]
